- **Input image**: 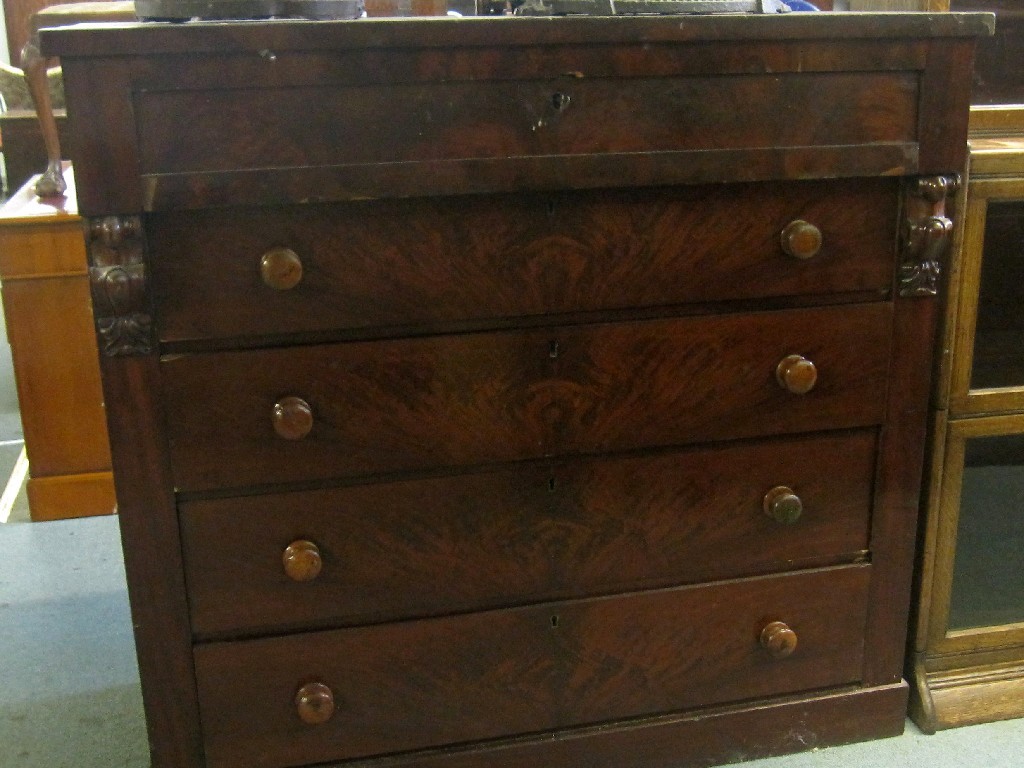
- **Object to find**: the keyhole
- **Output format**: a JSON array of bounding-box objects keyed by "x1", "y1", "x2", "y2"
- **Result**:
[
  {"x1": 550, "y1": 615, "x2": 560, "y2": 628},
  {"x1": 549, "y1": 340, "x2": 560, "y2": 359},
  {"x1": 548, "y1": 477, "x2": 557, "y2": 492},
  {"x1": 551, "y1": 92, "x2": 571, "y2": 111}
]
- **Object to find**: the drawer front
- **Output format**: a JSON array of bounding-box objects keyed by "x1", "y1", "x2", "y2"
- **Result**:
[
  {"x1": 150, "y1": 179, "x2": 897, "y2": 344},
  {"x1": 163, "y1": 303, "x2": 891, "y2": 492},
  {"x1": 193, "y1": 565, "x2": 871, "y2": 768},
  {"x1": 181, "y1": 430, "x2": 876, "y2": 639},
  {"x1": 134, "y1": 72, "x2": 916, "y2": 177}
]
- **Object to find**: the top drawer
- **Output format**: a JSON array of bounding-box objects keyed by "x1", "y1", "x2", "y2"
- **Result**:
[
  {"x1": 134, "y1": 71, "x2": 917, "y2": 178},
  {"x1": 149, "y1": 179, "x2": 897, "y2": 345}
]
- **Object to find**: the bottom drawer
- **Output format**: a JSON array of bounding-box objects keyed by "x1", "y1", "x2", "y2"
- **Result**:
[{"x1": 193, "y1": 565, "x2": 870, "y2": 768}]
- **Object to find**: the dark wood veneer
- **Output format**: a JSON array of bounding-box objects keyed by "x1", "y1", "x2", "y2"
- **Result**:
[
  {"x1": 133, "y1": 73, "x2": 918, "y2": 175},
  {"x1": 181, "y1": 430, "x2": 876, "y2": 638},
  {"x1": 46, "y1": 13, "x2": 990, "y2": 768},
  {"x1": 150, "y1": 179, "x2": 898, "y2": 344},
  {"x1": 193, "y1": 566, "x2": 870, "y2": 768},
  {"x1": 162, "y1": 304, "x2": 892, "y2": 492}
]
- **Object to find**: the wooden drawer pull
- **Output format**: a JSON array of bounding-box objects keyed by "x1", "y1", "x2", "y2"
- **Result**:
[
  {"x1": 775, "y1": 354, "x2": 817, "y2": 395},
  {"x1": 260, "y1": 247, "x2": 303, "y2": 290},
  {"x1": 283, "y1": 540, "x2": 323, "y2": 582},
  {"x1": 295, "y1": 682, "x2": 335, "y2": 725},
  {"x1": 273, "y1": 396, "x2": 313, "y2": 440},
  {"x1": 780, "y1": 220, "x2": 822, "y2": 260},
  {"x1": 763, "y1": 486, "x2": 803, "y2": 525},
  {"x1": 760, "y1": 621, "x2": 798, "y2": 659}
]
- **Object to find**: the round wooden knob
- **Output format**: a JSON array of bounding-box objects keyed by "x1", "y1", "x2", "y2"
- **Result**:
[
  {"x1": 273, "y1": 396, "x2": 313, "y2": 440},
  {"x1": 295, "y1": 682, "x2": 335, "y2": 725},
  {"x1": 776, "y1": 354, "x2": 817, "y2": 395},
  {"x1": 283, "y1": 540, "x2": 323, "y2": 582},
  {"x1": 763, "y1": 486, "x2": 803, "y2": 525},
  {"x1": 780, "y1": 220, "x2": 822, "y2": 260},
  {"x1": 760, "y1": 621, "x2": 798, "y2": 659},
  {"x1": 260, "y1": 247, "x2": 303, "y2": 290}
]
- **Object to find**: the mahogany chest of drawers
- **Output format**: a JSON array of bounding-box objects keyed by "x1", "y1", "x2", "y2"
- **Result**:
[{"x1": 45, "y1": 13, "x2": 991, "y2": 768}]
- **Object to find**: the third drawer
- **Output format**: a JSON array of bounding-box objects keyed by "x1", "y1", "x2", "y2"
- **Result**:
[{"x1": 181, "y1": 429, "x2": 876, "y2": 638}]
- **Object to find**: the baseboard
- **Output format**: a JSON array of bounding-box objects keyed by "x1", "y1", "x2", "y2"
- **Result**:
[
  {"x1": 911, "y1": 658, "x2": 1024, "y2": 732},
  {"x1": 331, "y1": 683, "x2": 909, "y2": 768}
]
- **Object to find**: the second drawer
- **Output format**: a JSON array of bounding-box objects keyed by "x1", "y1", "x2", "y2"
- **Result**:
[{"x1": 162, "y1": 303, "x2": 892, "y2": 492}]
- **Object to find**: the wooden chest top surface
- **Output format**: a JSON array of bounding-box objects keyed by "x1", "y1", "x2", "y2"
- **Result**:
[{"x1": 44, "y1": 13, "x2": 992, "y2": 215}]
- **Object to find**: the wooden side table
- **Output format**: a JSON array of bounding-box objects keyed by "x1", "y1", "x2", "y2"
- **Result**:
[
  {"x1": 0, "y1": 166, "x2": 114, "y2": 520},
  {"x1": 910, "y1": 105, "x2": 1024, "y2": 732}
]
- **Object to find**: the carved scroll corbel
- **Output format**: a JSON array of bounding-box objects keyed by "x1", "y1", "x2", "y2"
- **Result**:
[
  {"x1": 88, "y1": 216, "x2": 152, "y2": 356},
  {"x1": 899, "y1": 175, "x2": 960, "y2": 297}
]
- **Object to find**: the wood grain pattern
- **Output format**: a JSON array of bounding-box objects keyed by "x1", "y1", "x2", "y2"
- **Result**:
[
  {"x1": 133, "y1": 73, "x2": 918, "y2": 177},
  {"x1": 150, "y1": 179, "x2": 898, "y2": 345},
  {"x1": 45, "y1": 16, "x2": 986, "y2": 768},
  {"x1": 863, "y1": 246, "x2": 942, "y2": 687},
  {"x1": 321, "y1": 683, "x2": 909, "y2": 768},
  {"x1": 162, "y1": 304, "x2": 892, "y2": 492},
  {"x1": 98, "y1": 354, "x2": 204, "y2": 768},
  {"x1": 41, "y1": 15, "x2": 991, "y2": 60},
  {"x1": 193, "y1": 565, "x2": 871, "y2": 768},
  {"x1": 42, "y1": 16, "x2": 991, "y2": 215},
  {"x1": 181, "y1": 430, "x2": 876, "y2": 638}
]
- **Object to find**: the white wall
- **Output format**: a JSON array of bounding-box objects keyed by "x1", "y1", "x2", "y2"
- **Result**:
[{"x1": 0, "y1": 1, "x2": 9, "y2": 65}]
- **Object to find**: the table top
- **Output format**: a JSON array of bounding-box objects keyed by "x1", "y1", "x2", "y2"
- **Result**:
[{"x1": 0, "y1": 164, "x2": 78, "y2": 226}]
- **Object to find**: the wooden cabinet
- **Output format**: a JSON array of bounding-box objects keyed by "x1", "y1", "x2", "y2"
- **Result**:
[
  {"x1": 0, "y1": 169, "x2": 114, "y2": 520},
  {"x1": 909, "y1": 106, "x2": 1024, "y2": 732},
  {"x1": 45, "y1": 13, "x2": 990, "y2": 768}
]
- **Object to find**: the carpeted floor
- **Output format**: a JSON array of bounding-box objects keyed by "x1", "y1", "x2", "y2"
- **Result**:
[{"x1": 2, "y1": 513, "x2": 1024, "y2": 768}]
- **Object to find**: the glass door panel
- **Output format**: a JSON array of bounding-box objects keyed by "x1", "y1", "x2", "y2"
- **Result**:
[
  {"x1": 970, "y1": 200, "x2": 1024, "y2": 390},
  {"x1": 948, "y1": 431, "x2": 1024, "y2": 630}
]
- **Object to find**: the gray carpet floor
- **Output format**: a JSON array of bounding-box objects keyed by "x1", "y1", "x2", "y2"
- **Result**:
[{"x1": 2, "y1": 513, "x2": 1024, "y2": 768}]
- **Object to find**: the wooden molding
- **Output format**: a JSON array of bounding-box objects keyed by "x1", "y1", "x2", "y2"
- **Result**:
[
  {"x1": 87, "y1": 215, "x2": 152, "y2": 356},
  {"x1": 899, "y1": 175, "x2": 960, "y2": 297},
  {"x1": 913, "y1": 660, "x2": 1024, "y2": 731}
]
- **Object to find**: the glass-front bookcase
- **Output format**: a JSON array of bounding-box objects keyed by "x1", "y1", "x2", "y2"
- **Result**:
[{"x1": 910, "y1": 104, "x2": 1024, "y2": 732}]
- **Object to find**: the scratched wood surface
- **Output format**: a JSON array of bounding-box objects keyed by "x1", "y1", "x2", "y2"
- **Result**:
[
  {"x1": 193, "y1": 565, "x2": 871, "y2": 768},
  {"x1": 150, "y1": 179, "x2": 898, "y2": 346},
  {"x1": 45, "y1": 15, "x2": 989, "y2": 768},
  {"x1": 161, "y1": 303, "x2": 892, "y2": 492},
  {"x1": 181, "y1": 429, "x2": 876, "y2": 638}
]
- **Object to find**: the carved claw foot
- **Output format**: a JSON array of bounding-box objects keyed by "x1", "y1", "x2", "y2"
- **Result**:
[
  {"x1": 35, "y1": 159, "x2": 68, "y2": 198},
  {"x1": 21, "y1": 2, "x2": 137, "y2": 199}
]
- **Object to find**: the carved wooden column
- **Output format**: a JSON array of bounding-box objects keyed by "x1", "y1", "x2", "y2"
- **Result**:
[
  {"x1": 900, "y1": 175, "x2": 961, "y2": 297},
  {"x1": 861, "y1": 174, "x2": 961, "y2": 686},
  {"x1": 87, "y1": 215, "x2": 151, "y2": 356},
  {"x1": 85, "y1": 212, "x2": 205, "y2": 768}
]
